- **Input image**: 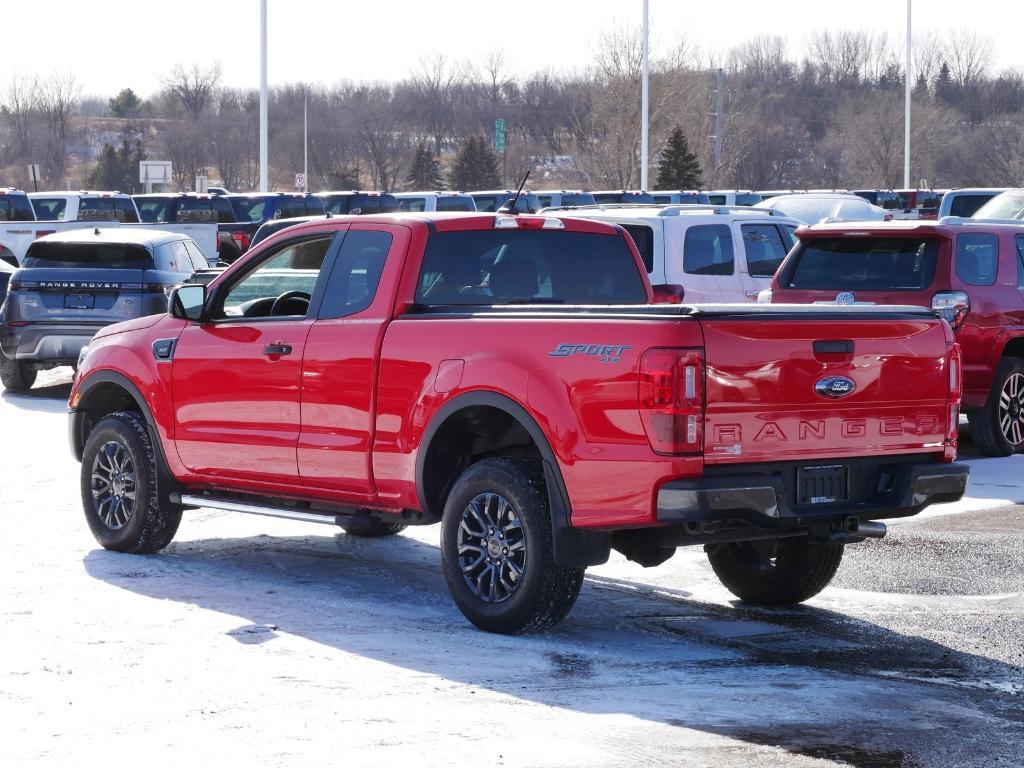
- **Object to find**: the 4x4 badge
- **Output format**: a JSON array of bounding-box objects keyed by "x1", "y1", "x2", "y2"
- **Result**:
[
  {"x1": 836, "y1": 291, "x2": 856, "y2": 305},
  {"x1": 815, "y1": 376, "x2": 856, "y2": 398}
]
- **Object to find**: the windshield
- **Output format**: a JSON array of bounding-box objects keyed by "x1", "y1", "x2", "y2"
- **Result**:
[
  {"x1": 136, "y1": 197, "x2": 173, "y2": 223},
  {"x1": 24, "y1": 242, "x2": 155, "y2": 270},
  {"x1": 229, "y1": 196, "x2": 271, "y2": 222},
  {"x1": 973, "y1": 193, "x2": 1024, "y2": 221},
  {"x1": 784, "y1": 237, "x2": 939, "y2": 291},
  {"x1": 416, "y1": 230, "x2": 647, "y2": 305}
]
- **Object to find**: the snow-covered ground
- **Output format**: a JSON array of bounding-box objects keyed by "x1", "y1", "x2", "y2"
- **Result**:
[{"x1": 2, "y1": 370, "x2": 1022, "y2": 767}]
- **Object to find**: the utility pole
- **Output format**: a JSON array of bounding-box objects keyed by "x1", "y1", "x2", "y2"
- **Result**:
[
  {"x1": 640, "y1": 0, "x2": 650, "y2": 190},
  {"x1": 303, "y1": 89, "x2": 308, "y2": 193},
  {"x1": 904, "y1": 0, "x2": 912, "y2": 189},
  {"x1": 259, "y1": 0, "x2": 269, "y2": 193},
  {"x1": 713, "y1": 68, "x2": 724, "y2": 172}
]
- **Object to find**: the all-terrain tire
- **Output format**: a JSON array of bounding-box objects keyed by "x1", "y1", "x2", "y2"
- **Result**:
[
  {"x1": 705, "y1": 537, "x2": 844, "y2": 606},
  {"x1": 80, "y1": 411, "x2": 182, "y2": 553},
  {"x1": 340, "y1": 517, "x2": 407, "y2": 537},
  {"x1": 0, "y1": 355, "x2": 36, "y2": 393},
  {"x1": 440, "y1": 456, "x2": 585, "y2": 634},
  {"x1": 967, "y1": 356, "x2": 1024, "y2": 457}
]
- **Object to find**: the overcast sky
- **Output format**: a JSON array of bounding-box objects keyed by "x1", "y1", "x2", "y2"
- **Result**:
[{"x1": 6, "y1": 1, "x2": 1015, "y2": 95}]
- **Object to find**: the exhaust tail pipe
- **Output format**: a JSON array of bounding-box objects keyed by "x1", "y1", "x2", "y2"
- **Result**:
[{"x1": 855, "y1": 520, "x2": 887, "y2": 539}]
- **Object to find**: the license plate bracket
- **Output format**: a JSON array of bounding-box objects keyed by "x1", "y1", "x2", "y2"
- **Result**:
[
  {"x1": 797, "y1": 464, "x2": 848, "y2": 506},
  {"x1": 64, "y1": 292, "x2": 94, "y2": 309}
]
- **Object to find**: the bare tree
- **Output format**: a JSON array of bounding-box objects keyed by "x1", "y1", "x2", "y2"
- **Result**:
[
  {"x1": 163, "y1": 63, "x2": 222, "y2": 120},
  {"x1": 37, "y1": 73, "x2": 80, "y2": 185},
  {"x1": 2, "y1": 74, "x2": 39, "y2": 164},
  {"x1": 945, "y1": 30, "x2": 993, "y2": 89}
]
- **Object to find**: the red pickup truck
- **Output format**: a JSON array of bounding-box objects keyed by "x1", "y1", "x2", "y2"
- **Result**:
[
  {"x1": 767, "y1": 220, "x2": 1024, "y2": 457},
  {"x1": 68, "y1": 212, "x2": 968, "y2": 633}
]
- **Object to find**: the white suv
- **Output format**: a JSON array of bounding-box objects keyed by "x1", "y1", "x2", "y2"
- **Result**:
[
  {"x1": 563, "y1": 205, "x2": 802, "y2": 303},
  {"x1": 394, "y1": 192, "x2": 476, "y2": 212}
]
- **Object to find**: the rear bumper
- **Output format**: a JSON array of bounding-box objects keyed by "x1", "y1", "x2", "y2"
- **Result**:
[
  {"x1": 1, "y1": 324, "x2": 105, "y2": 363},
  {"x1": 657, "y1": 460, "x2": 969, "y2": 524}
]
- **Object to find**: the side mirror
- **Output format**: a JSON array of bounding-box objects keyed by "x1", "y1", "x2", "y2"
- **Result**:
[{"x1": 169, "y1": 284, "x2": 206, "y2": 321}]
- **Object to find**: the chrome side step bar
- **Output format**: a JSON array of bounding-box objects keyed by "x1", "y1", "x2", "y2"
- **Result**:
[{"x1": 178, "y1": 494, "x2": 343, "y2": 526}]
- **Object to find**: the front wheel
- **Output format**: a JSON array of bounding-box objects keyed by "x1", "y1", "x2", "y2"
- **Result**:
[
  {"x1": 968, "y1": 356, "x2": 1024, "y2": 457},
  {"x1": 0, "y1": 355, "x2": 36, "y2": 393},
  {"x1": 440, "y1": 456, "x2": 585, "y2": 634},
  {"x1": 706, "y1": 537, "x2": 844, "y2": 606},
  {"x1": 80, "y1": 411, "x2": 182, "y2": 553}
]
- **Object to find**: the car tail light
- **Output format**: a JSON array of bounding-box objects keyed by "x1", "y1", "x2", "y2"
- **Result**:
[
  {"x1": 143, "y1": 283, "x2": 169, "y2": 294},
  {"x1": 231, "y1": 231, "x2": 251, "y2": 251},
  {"x1": 932, "y1": 291, "x2": 970, "y2": 332},
  {"x1": 948, "y1": 343, "x2": 962, "y2": 400},
  {"x1": 652, "y1": 284, "x2": 685, "y2": 304},
  {"x1": 945, "y1": 343, "x2": 962, "y2": 460},
  {"x1": 639, "y1": 348, "x2": 704, "y2": 454}
]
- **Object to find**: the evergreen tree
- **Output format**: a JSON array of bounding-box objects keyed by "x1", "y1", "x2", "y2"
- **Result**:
[
  {"x1": 655, "y1": 126, "x2": 703, "y2": 189},
  {"x1": 449, "y1": 135, "x2": 501, "y2": 190},
  {"x1": 406, "y1": 141, "x2": 443, "y2": 190},
  {"x1": 109, "y1": 88, "x2": 142, "y2": 118},
  {"x1": 89, "y1": 138, "x2": 146, "y2": 193},
  {"x1": 934, "y1": 62, "x2": 956, "y2": 104}
]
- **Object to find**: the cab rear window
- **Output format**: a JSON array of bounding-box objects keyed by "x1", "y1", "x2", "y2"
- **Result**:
[
  {"x1": 435, "y1": 196, "x2": 475, "y2": 212},
  {"x1": 784, "y1": 238, "x2": 938, "y2": 291},
  {"x1": 24, "y1": 242, "x2": 155, "y2": 270},
  {"x1": 416, "y1": 230, "x2": 646, "y2": 305}
]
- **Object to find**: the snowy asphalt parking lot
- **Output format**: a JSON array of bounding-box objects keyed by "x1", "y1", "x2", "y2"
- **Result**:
[{"x1": 2, "y1": 369, "x2": 1022, "y2": 767}]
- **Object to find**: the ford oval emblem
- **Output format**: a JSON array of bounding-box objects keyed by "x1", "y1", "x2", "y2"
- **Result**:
[
  {"x1": 815, "y1": 376, "x2": 856, "y2": 399},
  {"x1": 836, "y1": 291, "x2": 856, "y2": 305}
]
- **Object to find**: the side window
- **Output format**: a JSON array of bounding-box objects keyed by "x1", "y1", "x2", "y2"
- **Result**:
[
  {"x1": 318, "y1": 230, "x2": 392, "y2": 319},
  {"x1": 1016, "y1": 235, "x2": 1024, "y2": 289},
  {"x1": 79, "y1": 198, "x2": 118, "y2": 221},
  {"x1": 707, "y1": 195, "x2": 726, "y2": 206},
  {"x1": 304, "y1": 196, "x2": 325, "y2": 216},
  {"x1": 955, "y1": 233, "x2": 998, "y2": 286},
  {"x1": 536, "y1": 195, "x2": 552, "y2": 208},
  {"x1": 177, "y1": 198, "x2": 216, "y2": 223},
  {"x1": 622, "y1": 224, "x2": 655, "y2": 272},
  {"x1": 0, "y1": 199, "x2": 10, "y2": 221},
  {"x1": 212, "y1": 197, "x2": 235, "y2": 223},
  {"x1": 220, "y1": 236, "x2": 333, "y2": 319},
  {"x1": 742, "y1": 224, "x2": 789, "y2": 277},
  {"x1": 183, "y1": 241, "x2": 209, "y2": 270},
  {"x1": 276, "y1": 198, "x2": 307, "y2": 219},
  {"x1": 783, "y1": 225, "x2": 798, "y2": 248},
  {"x1": 399, "y1": 197, "x2": 426, "y2": 212},
  {"x1": 115, "y1": 197, "x2": 139, "y2": 222},
  {"x1": 684, "y1": 224, "x2": 734, "y2": 276},
  {"x1": 11, "y1": 195, "x2": 37, "y2": 221},
  {"x1": 165, "y1": 241, "x2": 195, "y2": 273}
]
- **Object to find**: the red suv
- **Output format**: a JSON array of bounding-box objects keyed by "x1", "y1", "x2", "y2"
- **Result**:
[{"x1": 768, "y1": 220, "x2": 1024, "y2": 456}]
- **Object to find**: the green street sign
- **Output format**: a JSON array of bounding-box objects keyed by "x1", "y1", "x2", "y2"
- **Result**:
[{"x1": 494, "y1": 118, "x2": 506, "y2": 153}]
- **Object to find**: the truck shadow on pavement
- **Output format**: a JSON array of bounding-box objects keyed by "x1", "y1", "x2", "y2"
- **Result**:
[
  {"x1": 1, "y1": 382, "x2": 72, "y2": 411},
  {"x1": 82, "y1": 528, "x2": 1023, "y2": 767}
]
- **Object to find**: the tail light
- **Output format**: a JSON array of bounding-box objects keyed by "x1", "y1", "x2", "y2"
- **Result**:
[
  {"x1": 231, "y1": 231, "x2": 251, "y2": 251},
  {"x1": 652, "y1": 284, "x2": 685, "y2": 304},
  {"x1": 932, "y1": 291, "x2": 970, "y2": 332},
  {"x1": 945, "y1": 343, "x2": 962, "y2": 461},
  {"x1": 639, "y1": 348, "x2": 704, "y2": 454}
]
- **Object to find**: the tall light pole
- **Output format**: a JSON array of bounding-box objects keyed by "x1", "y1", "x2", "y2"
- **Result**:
[
  {"x1": 259, "y1": 0, "x2": 269, "y2": 192},
  {"x1": 303, "y1": 89, "x2": 308, "y2": 193},
  {"x1": 640, "y1": 0, "x2": 650, "y2": 191},
  {"x1": 904, "y1": 0, "x2": 912, "y2": 189}
]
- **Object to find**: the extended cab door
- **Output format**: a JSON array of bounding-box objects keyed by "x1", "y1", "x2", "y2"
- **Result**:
[
  {"x1": 170, "y1": 231, "x2": 342, "y2": 486},
  {"x1": 297, "y1": 223, "x2": 409, "y2": 501},
  {"x1": 738, "y1": 222, "x2": 793, "y2": 301}
]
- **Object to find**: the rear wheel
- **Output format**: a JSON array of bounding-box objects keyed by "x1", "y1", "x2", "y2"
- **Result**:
[
  {"x1": 0, "y1": 355, "x2": 36, "y2": 393},
  {"x1": 440, "y1": 456, "x2": 584, "y2": 634},
  {"x1": 80, "y1": 412, "x2": 182, "y2": 553},
  {"x1": 968, "y1": 357, "x2": 1024, "y2": 457},
  {"x1": 706, "y1": 537, "x2": 844, "y2": 605}
]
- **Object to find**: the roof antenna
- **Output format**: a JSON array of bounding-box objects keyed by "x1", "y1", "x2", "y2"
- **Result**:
[{"x1": 498, "y1": 170, "x2": 530, "y2": 215}]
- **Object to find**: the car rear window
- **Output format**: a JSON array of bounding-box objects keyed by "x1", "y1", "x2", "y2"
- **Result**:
[
  {"x1": 949, "y1": 194, "x2": 995, "y2": 218},
  {"x1": 230, "y1": 197, "x2": 270, "y2": 222},
  {"x1": 784, "y1": 237, "x2": 939, "y2": 291},
  {"x1": 352, "y1": 194, "x2": 398, "y2": 214},
  {"x1": 177, "y1": 198, "x2": 217, "y2": 223},
  {"x1": 742, "y1": 224, "x2": 789, "y2": 277},
  {"x1": 559, "y1": 193, "x2": 595, "y2": 207},
  {"x1": 684, "y1": 224, "x2": 734, "y2": 275},
  {"x1": 436, "y1": 196, "x2": 475, "y2": 212},
  {"x1": 23, "y1": 242, "x2": 155, "y2": 270},
  {"x1": 472, "y1": 195, "x2": 502, "y2": 212},
  {"x1": 622, "y1": 224, "x2": 654, "y2": 272},
  {"x1": 136, "y1": 197, "x2": 173, "y2": 223},
  {"x1": 32, "y1": 198, "x2": 67, "y2": 220},
  {"x1": 734, "y1": 193, "x2": 762, "y2": 206},
  {"x1": 415, "y1": 230, "x2": 647, "y2": 305},
  {"x1": 955, "y1": 233, "x2": 998, "y2": 286},
  {"x1": 79, "y1": 198, "x2": 121, "y2": 221},
  {"x1": 398, "y1": 197, "x2": 426, "y2": 212}
]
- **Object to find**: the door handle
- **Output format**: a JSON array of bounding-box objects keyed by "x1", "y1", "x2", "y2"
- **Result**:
[
  {"x1": 745, "y1": 290, "x2": 760, "y2": 298},
  {"x1": 263, "y1": 343, "x2": 292, "y2": 356}
]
